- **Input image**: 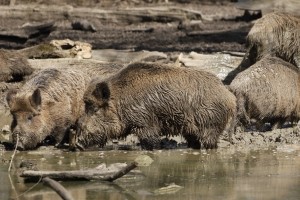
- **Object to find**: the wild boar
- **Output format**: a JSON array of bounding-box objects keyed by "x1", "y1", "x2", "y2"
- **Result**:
[
  {"x1": 76, "y1": 62, "x2": 237, "y2": 150},
  {"x1": 0, "y1": 49, "x2": 34, "y2": 82},
  {"x1": 6, "y1": 64, "x2": 123, "y2": 150},
  {"x1": 224, "y1": 12, "x2": 300, "y2": 84},
  {"x1": 6, "y1": 68, "x2": 88, "y2": 150},
  {"x1": 230, "y1": 56, "x2": 300, "y2": 131}
]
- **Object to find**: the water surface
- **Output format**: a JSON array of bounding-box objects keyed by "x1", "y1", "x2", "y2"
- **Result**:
[{"x1": 1, "y1": 146, "x2": 300, "y2": 200}]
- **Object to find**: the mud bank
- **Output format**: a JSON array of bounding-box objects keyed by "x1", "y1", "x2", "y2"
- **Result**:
[
  {"x1": 0, "y1": 1, "x2": 300, "y2": 151},
  {"x1": 1, "y1": 49, "x2": 300, "y2": 151}
]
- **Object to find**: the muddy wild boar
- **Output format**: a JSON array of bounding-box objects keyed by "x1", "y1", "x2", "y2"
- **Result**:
[
  {"x1": 230, "y1": 56, "x2": 300, "y2": 131},
  {"x1": 224, "y1": 12, "x2": 300, "y2": 84},
  {"x1": 76, "y1": 62, "x2": 237, "y2": 150},
  {"x1": 6, "y1": 64, "x2": 123, "y2": 150},
  {"x1": 0, "y1": 49, "x2": 34, "y2": 82},
  {"x1": 6, "y1": 68, "x2": 88, "y2": 150}
]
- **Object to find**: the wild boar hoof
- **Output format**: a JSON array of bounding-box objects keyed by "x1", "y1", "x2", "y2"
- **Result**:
[{"x1": 75, "y1": 143, "x2": 85, "y2": 151}]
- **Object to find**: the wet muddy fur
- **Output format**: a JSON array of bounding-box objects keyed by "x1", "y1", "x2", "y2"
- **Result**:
[
  {"x1": 0, "y1": 49, "x2": 34, "y2": 82},
  {"x1": 77, "y1": 62, "x2": 237, "y2": 150},
  {"x1": 230, "y1": 56, "x2": 300, "y2": 131},
  {"x1": 224, "y1": 12, "x2": 300, "y2": 85},
  {"x1": 6, "y1": 68, "x2": 88, "y2": 150}
]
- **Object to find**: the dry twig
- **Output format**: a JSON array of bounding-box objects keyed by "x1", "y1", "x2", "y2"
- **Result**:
[{"x1": 8, "y1": 134, "x2": 19, "y2": 172}]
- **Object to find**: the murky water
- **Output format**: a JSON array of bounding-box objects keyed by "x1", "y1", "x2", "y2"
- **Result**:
[{"x1": 1, "y1": 147, "x2": 300, "y2": 200}]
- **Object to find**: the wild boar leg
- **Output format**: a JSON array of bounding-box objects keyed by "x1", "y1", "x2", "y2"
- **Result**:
[
  {"x1": 184, "y1": 134, "x2": 201, "y2": 149},
  {"x1": 270, "y1": 118, "x2": 286, "y2": 130},
  {"x1": 52, "y1": 127, "x2": 69, "y2": 148},
  {"x1": 132, "y1": 127, "x2": 161, "y2": 150}
]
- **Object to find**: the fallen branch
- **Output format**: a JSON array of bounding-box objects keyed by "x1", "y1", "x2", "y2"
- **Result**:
[
  {"x1": 102, "y1": 162, "x2": 137, "y2": 182},
  {"x1": 22, "y1": 179, "x2": 142, "y2": 198},
  {"x1": 20, "y1": 162, "x2": 138, "y2": 182},
  {"x1": 42, "y1": 177, "x2": 74, "y2": 200},
  {"x1": 8, "y1": 134, "x2": 19, "y2": 172}
]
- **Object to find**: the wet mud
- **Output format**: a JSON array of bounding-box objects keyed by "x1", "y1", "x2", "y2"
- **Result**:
[{"x1": 0, "y1": 0, "x2": 299, "y2": 151}]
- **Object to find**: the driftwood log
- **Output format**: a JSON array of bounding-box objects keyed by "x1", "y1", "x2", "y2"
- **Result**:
[
  {"x1": 17, "y1": 157, "x2": 151, "y2": 199},
  {"x1": 42, "y1": 177, "x2": 74, "y2": 200},
  {"x1": 20, "y1": 162, "x2": 138, "y2": 182},
  {"x1": 0, "y1": 21, "x2": 55, "y2": 45},
  {"x1": 17, "y1": 39, "x2": 92, "y2": 59},
  {"x1": 0, "y1": 5, "x2": 203, "y2": 25}
]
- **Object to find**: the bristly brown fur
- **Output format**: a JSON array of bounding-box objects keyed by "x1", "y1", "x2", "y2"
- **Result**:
[
  {"x1": 6, "y1": 63, "x2": 122, "y2": 150},
  {"x1": 78, "y1": 62, "x2": 237, "y2": 150},
  {"x1": 230, "y1": 56, "x2": 300, "y2": 130},
  {"x1": 0, "y1": 49, "x2": 34, "y2": 82},
  {"x1": 224, "y1": 12, "x2": 300, "y2": 84}
]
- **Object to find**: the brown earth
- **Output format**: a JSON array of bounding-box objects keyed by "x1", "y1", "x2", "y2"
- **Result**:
[
  {"x1": 0, "y1": 0, "x2": 250, "y2": 52},
  {"x1": 1, "y1": 0, "x2": 300, "y2": 151}
]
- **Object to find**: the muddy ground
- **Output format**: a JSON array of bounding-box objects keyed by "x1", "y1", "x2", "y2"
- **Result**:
[
  {"x1": 0, "y1": 0, "x2": 300, "y2": 151},
  {"x1": 0, "y1": 0, "x2": 250, "y2": 52}
]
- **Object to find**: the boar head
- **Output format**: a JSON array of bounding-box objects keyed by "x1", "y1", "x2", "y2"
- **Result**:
[
  {"x1": 76, "y1": 81, "x2": 122, "y2": 149},
  {"x1": 6, "y1": 88, "x2": 51, "y2": 150}
]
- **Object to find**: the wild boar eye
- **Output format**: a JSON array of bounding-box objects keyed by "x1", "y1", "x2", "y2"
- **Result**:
[
  {"x1": 85, "y1": 101, "x2": 99, "y2": 113},
  {"x1": 27, "y1": 115, "x2": 33, "y2": 121},
  {"x1": 85, "y1": 102, "x2": 91, "y2": 111},
  {"x1": 85, "y1": 102, "x2": 93, "y2": 111},
  {"x1": 94, "y1": 107, "x2": 100, "y2": 113}
]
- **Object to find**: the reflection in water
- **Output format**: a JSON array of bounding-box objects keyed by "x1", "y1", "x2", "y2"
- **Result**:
[{"x1": 1, "y1": 147, "x2": 300, "y2": 200}]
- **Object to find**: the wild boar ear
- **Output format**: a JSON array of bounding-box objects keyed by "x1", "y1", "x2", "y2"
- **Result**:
[
  {"x1": 6, "y1": 89, "x2": 17, "y2": 108},
  {"x1": 30, "y1": 88, "x2": 42, "y2": 110},
  {"x1": 92, "y1": 82, "x2": 110, "y2": 101}
]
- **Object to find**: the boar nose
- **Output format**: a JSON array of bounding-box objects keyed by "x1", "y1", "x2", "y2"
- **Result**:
[
  {"x1": 12, "y1": 131, "x2": 24, "y2": 150},
  {"x1": 13, "y1": 136, "x2": 23, "y2": 149},
  {"x1": 12, "y1": 131, "x2": 21, "y2": 141}
]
